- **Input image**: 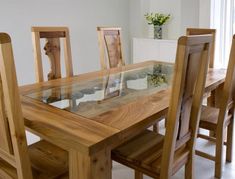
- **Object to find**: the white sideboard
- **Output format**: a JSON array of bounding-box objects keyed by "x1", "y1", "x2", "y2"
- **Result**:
[{"x1": 133, "y1": 38, "x2": 177, "y2": 63}]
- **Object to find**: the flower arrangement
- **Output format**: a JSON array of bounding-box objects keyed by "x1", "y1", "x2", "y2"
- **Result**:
[
  {"x1": 147, "y1": 64, "x2": 168, "y2": 86},
  {"x1": 145, "y1": 13, "x2": 171, "y2": 26},
  {"x1": 144, "y1": 13, "x2": 171, "y2": 39}
]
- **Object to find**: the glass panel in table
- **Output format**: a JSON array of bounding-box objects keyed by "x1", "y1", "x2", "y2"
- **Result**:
[{"x1": 26, "y1": 63, "x2": 174, "y2": 118}]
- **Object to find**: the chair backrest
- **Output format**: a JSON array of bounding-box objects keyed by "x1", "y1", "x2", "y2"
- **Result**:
[
  {"x1": 217, "y1": 35, "x2": 235, "y2": 126},
  {"x1": 160, "y1": 35, "x2": 213, "y2": 178},
  {"x1": 97, "y1": 27, "x2": 125, "y2": 70},
  {"x1": 0, "y1": 33, "x2": 33, "y2": 178},
  {"x1": 186, "y1": 28, "x2": 216, "y2": 68},
  {"x1": 31, "y1": 26, "x2": 73, "y2": 82}
]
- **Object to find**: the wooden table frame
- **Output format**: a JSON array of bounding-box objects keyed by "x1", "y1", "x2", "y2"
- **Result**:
[{"x1": 20, "y1": 61, "x2": 226, "y2": 179}]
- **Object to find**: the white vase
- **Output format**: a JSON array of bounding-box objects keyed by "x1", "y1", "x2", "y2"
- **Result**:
[{"x1": 154, "y1": 25, "x2": 162, "y2": 39}]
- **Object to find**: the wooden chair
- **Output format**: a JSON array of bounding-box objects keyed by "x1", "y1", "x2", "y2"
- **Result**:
[
  {"x1": 154, "y1": 28, "x2": 215, "y2": 134},
  {"x1": 112, "y1": 34, "x2": 213, "y2": 179},
  {"x1": 31, "y1": 26, "x2": 73, "y2": 82},
  {"x1": 186, "y1": 28, "x2": 216, "y2": 68},
  {"x1": 187, "y1": 28, "x2": 217, "y2": 137},
  {"x1": 97, "y1": 27, "x2": 125, "y2": 70},
  {"x1": 155, "y1": 29, "x2": 216, "y2": 133},
  {"x1": 196, "y1": 35, "x2": 235, "y2": 178},
  {"x1": 0, "y1": 33, "x2": 68, "y2": 179}
]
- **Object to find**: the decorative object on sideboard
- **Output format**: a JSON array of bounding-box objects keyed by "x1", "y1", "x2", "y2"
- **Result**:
[
  {"x1": 147, "y1": 64, "x2": 172, "y2": 87},
  {"x1": 145, "y1": 13, "x2": 171, "y2": 39}
]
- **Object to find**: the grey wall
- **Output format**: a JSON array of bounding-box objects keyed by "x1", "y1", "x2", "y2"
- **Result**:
[
  {"x1": 129, "y1": 0, "x2": 150, "y2": 38},
  {"x1": 0, "y1": 1, "x2": 210, "y2": 86},
  {"x1": 129, "y1": 0, "x2": 205, "y2": 40},
  {"x1": 181, "y1": 0, "x2": 200, "y2": 34},
  {"x1": 0, "y1": 0, "x2": 130, "y2": 85},
  {"x1": 149, "y1": 0, "x2": 182, "y2": 39}
]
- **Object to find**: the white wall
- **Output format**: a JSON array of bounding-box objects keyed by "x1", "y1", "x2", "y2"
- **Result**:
[
  {"x1": 181, "y1": 0, "x2": 200, "y2": 32},
  {"x1": 130, "y1": 0, "x2": 205, "y2": 40},
  {"x1": 129, "y1": 0, "x2": 150, "y2": 61},
  {"x1": 129, "y1": 0, "x2": 150, "y2": 38},
  {"x1": 199, "y1": 0, "x2": 211, "y2": 28},
  {"x1": 0, "y1": 0, "x2": 130, "y2": 86},
  {"x1": 149, "y1": 0, "x2": 182, "y2": 39}
]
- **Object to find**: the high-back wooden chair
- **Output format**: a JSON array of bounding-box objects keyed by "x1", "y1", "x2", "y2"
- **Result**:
[
  {"x1": 187, "y1": 28, "x2": 217, "y2": 118},
  {"x1": 186, "y1": 28, "x2": 216, "y2": 68},
  {"x1": 196, "y1": 35, "x2": 235, "y2": 178},
  {"x1": 0, "y1": 33, "x2": 68, "y2": 179},
  {"x1": 97, "y1": 27, "x2": 125, "y2": 70},
  {"x1": 112, "y1": 34, "x2": 213, "y2": 179},
  {"x1": 31, "y1": 26, "x2": 73, "y2": 82}
]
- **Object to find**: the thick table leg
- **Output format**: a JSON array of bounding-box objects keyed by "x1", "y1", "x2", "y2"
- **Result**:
[
  {"x1": 207, "y1": 85, "x2": 223, "y2": 137},
  {"x1": 207, "y1": 90, "x2": 216, "y2": 137},
  {"x1": 69, "y1": 149, "x2": 112, "y2": 179}
]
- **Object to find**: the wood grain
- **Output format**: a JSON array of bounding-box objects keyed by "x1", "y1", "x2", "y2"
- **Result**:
[
  {"x1": 97, "y1": 27, "x2": 125, "y2": 70},
  {"x1": 197, "y1": 34, "x2": 235, "y2": 178},
  {"x1": 112, "y1": 34, "x2": 213, "y2": 179},
  {"x1": 20, "y1": 61, "x2": 226, "y2": 152},
  {"x1": 20, "y1": 60, "x2": 226, "y2": 178},
  {"x1": 31, "y1": 26, "x2": 73, "y2": 82},
  {"x1": 69, "y1": 148, "x2": 111, "y2": 179},
  {"x1": 186, "y1": 28, "x2": 216, "y2": 68},
  {"x1": 0, "y1": 33, "x2": 33, "y2": 179},
  {"x1": 0, "y1": 32, "x2": 68, "y2": 179}
]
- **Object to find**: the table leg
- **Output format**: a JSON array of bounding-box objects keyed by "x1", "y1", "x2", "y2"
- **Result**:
[
  {"x1": 69, "y1": 149, "x2": 112, "y2": 179},
  {"x1": 207, "y1": 85, "x2": 223, "y2": 137},
  {"x1": 207, "y1": 90, "x2": 216, "y2": 137}
]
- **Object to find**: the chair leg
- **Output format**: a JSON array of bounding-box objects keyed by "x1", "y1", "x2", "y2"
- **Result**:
[
  {"x1": 207, "y1": 93, "x2": 216, "y2": 138},
  {"x1": 153, "y1": 122, "x2": 160, "y2": 133},
  {"x1": 209, "y1": 130, "x2": 216, "y2": 137},
  {"x1": 226, "y1": 120, "x2": 234, "y2": 162},
  {"x1": 185, "y1": 152, "x2": 194, "y2": 179},
  {"x1": 135, "y1": 170, "x2": 143, "y2": 179},
  {"x1": 153, "y1": 116, "x2": 167, "y2": 133},
  {"x1": 215, "y1": 129, "x2": 224, "y2": 178}
]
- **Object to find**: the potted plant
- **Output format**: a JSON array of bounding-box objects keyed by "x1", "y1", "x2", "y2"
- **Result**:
[{"x1": 145, "y1": 13, "x2": 171, "y2": 39}]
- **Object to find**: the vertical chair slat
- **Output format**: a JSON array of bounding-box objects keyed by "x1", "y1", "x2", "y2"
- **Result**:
[
  {"x1": 97, "y1": 27, "x2": 125, "y2": 70},
  {"x1": 31, "y1": 26, "x2": 73, "y2": 82}
]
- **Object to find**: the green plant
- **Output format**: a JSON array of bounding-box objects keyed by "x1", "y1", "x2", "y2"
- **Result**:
[
  {"x1": 145, "y1": 13, "x2": 171, "y2": 26},
  {"x1": 147, "y1": 64, "x2": 170, "y2": 87}
]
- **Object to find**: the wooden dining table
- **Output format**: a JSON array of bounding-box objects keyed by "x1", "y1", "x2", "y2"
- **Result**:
[{"x1": 20, "y1": 61, "x2": 226, "y2": 179}]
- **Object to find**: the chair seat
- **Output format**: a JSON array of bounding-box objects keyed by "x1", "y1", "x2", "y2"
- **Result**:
[
  {"x1": 0, "y1": 140, "x2": 68, "y2": 179},
  {"x1": 112, "y1": 130, "x2": 189, "y2": 178},
  {"x1": 200, "y1": 105, "x2": 231, "y2": 131},
  {"x1": 200, "y1": 105, "x2": 220, "y2": 130}
]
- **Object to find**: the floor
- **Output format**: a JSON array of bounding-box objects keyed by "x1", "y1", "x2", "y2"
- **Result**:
[{"x1": 112, "y1": 121, "x2": 235, "y2": 179}]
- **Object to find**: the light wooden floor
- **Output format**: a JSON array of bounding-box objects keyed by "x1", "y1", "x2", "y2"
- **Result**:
[{"x1": 112, "y1": 121, "x2": 235, "y2": 179}]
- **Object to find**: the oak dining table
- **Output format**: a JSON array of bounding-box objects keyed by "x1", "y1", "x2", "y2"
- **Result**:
[{"x1": 19, "y1": 61, "x2": 226, "y2": 179}]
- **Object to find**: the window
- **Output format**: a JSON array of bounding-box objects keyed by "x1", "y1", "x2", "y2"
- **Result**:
[{"x1": 211, "y1": 0, "x2": 234, "y2": 68}]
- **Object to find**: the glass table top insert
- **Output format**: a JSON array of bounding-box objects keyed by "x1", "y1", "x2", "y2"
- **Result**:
[{"x1": 26, "y1": 63, "x2": 174, "y2": 118}]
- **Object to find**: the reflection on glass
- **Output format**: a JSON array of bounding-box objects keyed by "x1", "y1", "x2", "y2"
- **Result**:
[
  {"x1": 101, "y1": 73, "x2": 123, "y2": 102},
  {"x1": 26, "y1": 63, "x2": 173, "y2": 118}
]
